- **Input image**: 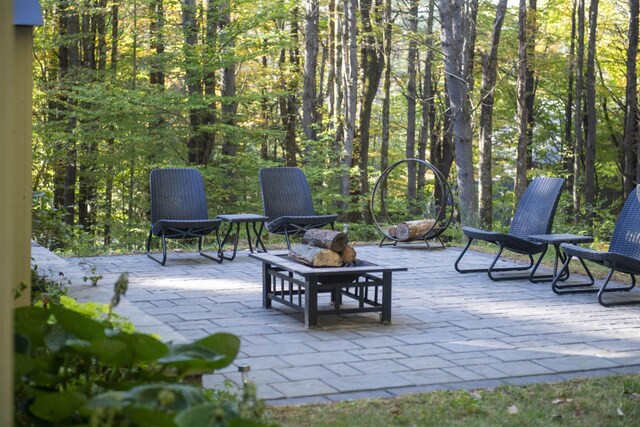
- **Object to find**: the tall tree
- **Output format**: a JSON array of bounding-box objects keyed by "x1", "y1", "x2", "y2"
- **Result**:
[
  {"x1": 380, "y1": 0, "x2": 392, "y2": 203},
  {"x1": 406, "y1": 0, "x2": 419, "y2": 209},
  {"x1": 573, "y1": 0, "x2": 586, "y2": 214},
  {"x1": 563, "y1": 0, "x2": 577, "y2": 183},
  {"x1": 515, "y1": 0, "x2": 528, "y2": 204},
  {"x1": 356, "y1": 0, "x2": 384, "y2": 221},
  {"x1": 478, "y1": 0, "x2": 508, "y2": 229},
  {"x1": 625, "y1": 0, "x2": 639, "y2": 195},
  {"x1": 439, "y1": 0, "x2": 477, "y2": 226},
  {"x1": 302, "y1": 0, "x2": 319, "y2": 143},
  {"x1": 418, "y1": 0, "x2": 436, "y2": 197},
  {"x1": 338, "y1": 0, "x2": 357, "y2": 219},
  {"x1": 220, "y1": 0, "x2": 237, "y2": 158},
  {"x1": 524, "y1": 0, "x2": 537, "y2": 170},
  {"x1": 584, "y1": 0, "x2": 599, "y2": 223}
]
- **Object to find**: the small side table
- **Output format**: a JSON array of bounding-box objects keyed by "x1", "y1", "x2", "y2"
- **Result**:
[
  {"x1": 217, "y1": 214, "x2": 268, "y2": 261},
  {"x1": 528, "y1": 233, "x2": 595, "y2": 287}
]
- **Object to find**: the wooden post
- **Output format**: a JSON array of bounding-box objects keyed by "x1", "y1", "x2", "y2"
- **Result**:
[
  {"x1": 0, "y1": 1, "x2": 15, "y2": 420},
  {"x1": 2, "y1": 2, "x2": 42, "y2": 421}
]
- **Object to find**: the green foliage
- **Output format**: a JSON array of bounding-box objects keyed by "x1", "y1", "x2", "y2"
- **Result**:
[
  {"x1": 29, "y1": 262, "x2": 70, "y2": 306},
  {"x1": 14, "y1": 283, "x2": 270, "y2": 426}
]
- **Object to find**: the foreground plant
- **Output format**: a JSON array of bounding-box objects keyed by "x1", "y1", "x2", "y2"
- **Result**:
[{"x1": 14, "y1": 276, "x2": 270, "y2": 426}]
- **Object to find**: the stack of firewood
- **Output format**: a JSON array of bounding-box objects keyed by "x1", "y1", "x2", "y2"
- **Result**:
[
  {"x1": 387, "y1": 219, "x2": 435, "y2": 241},
  {"x1": 289, "y1": 229, "x2": 356, "y2": 267}
]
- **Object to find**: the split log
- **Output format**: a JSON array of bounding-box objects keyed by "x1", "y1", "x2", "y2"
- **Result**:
[
  {"x1": 340, "y1": 245, "x2": 357, "y2": 264},
  {"x1": 289, "y1": 244, "x2": 342, "y2": 267},
  {"x1": 387, "y1": 225, "x2": 397, "y2": 238},
  {"x1": 395, "y1": 219, "x2": 436, "y2": 241},
  {"x1": 302, "y1": 229, "x2": 348, "y2": 252}
]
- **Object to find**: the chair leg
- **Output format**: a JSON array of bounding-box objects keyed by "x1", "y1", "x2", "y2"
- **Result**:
[
  {"x1": 285, "y1": 228, "x2": 292, "y2": 250},
  {"x1": 147, "y1": 229, "x2": 168, "y2": 266},
  {"x1": 199, "y1": 232, "x2": 223, "y2": 263},
  {"x1": 455, "y1": 238, "x2": 534, "y2": 278},
  {"x1": 551, "y1": 255, "x2": 596, "y2": 294},
  {"x1": 598, "y1": 271, "x2": 637, "y2": 307}
]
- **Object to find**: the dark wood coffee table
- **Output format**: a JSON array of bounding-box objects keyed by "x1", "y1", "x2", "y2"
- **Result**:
[{"x1": 250, "y1": 252, "x2": 407, "y2": 328}]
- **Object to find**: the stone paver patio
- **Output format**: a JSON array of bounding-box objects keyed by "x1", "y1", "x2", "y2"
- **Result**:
[{"x1": 32, "y1": 243, "x2": 640, "y2": 405}]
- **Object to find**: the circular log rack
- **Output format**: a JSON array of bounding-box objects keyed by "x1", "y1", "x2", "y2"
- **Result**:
[{"x1": 370, "y1": 158, "x2": 454, "y2": 248}]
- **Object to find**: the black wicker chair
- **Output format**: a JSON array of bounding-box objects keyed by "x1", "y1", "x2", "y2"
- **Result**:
[
  {"x1": 259, "y1": 167, "x2": 338, "y2": 249},
  {"x1": 552, "y1": 188, "x2": 640, "y2": 306},
  {"x1": 454, "y1": 177, "x2": 564, "y2": 281},
  {"x1": 147, "y1": 168, "x2": 222, "y2": 265}
]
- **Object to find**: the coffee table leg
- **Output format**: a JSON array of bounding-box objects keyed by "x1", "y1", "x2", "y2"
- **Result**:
[
  {"x1": 381, "y1": 271, "x2": 392, "y2": 324},
  {"x1": 305, "y1": 276, "x2": 318, "y2": 328},
  {"x1": 262, "y1": 262, "x2": 272, "y2": 308}
]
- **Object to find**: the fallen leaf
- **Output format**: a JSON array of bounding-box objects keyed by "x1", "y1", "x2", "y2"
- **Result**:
[
  {"x1": 552, "y1": 398, "x2": 573, "y2": 405},
  {"x1": 471, "y1": 391, "x2": 482, "y2": 401},
  {"x1": 630, "y1": 393, "x2": 640, "y2": 401},
  {"x1": 617, "y1": 407, "x2": 625, "y2": 417},
  {"x1": 508, "y1": 405, "x2": 519, "y2": 414}
]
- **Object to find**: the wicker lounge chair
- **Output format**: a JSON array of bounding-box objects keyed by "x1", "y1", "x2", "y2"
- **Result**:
[
  {"x1": 454, "y1": 177, "x2": 564, "y2": 281},
  {"x1": 552, "y1": 188, "x2": 640, "y2": 306},
  {"x1": 146, "y1": 168, "x2": 222, "y2": 265},
  {"x1": 259, "y1": 167, "x2": 338, "y2": 249}
]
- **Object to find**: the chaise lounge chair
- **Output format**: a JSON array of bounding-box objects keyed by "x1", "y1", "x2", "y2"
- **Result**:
[
  {"x1": 147, "y1": 168, "x2": 222, "y2": 265},
  {"x1": 454, "y1": 177, "x2": 564, "y2": 281},
  {"x1": 259, "y1": 167, "x2": 338, "y2": 249},
  {"x1": 552, "y1": 187, "x2": 640, "y2": 306}
]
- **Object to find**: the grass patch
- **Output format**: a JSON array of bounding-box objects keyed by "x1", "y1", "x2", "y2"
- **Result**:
[{"x1": 266, "y1": 374, "x2": 640, "y2": 426}]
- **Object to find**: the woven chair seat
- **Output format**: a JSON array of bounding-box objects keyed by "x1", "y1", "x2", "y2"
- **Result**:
[
  {"x1": 146, "y1": 168, "x2": 222, "y2": 265},
  {"x1": 552, "y1": 188, "x2": 640, "y2": 306},
  {"x1": 259, "y1": 167, "x2": 337, "y2": 249},
  {"x1": 455, "y1": 177, "x2": 564, "y2": 281}
]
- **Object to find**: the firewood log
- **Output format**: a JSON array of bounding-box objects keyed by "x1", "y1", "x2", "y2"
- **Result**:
[
  {"x1": 388, "y1": 225, "x2": 397, "y2": 238},
  {"x1": 340, "y1": 245, "x2": 357, "y2": 264},
  {"x1": 302, "y1": 229, "x2": 348, "y2": 252},
  {"x1": 289, "y1": 244, "x2": 343, "y2": 267},
  {"x1": 395, "y1": 219, "x2": 436, "y2": 241}
]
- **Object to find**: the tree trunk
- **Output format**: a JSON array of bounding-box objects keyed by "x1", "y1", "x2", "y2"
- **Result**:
[
  {"x1": 380, "y1": 0, "x2": 392, "y2": 205},
  {"x1": 406, "y1": 0, "x2": 418, "y2": 212},
  {"x1": 573, "y1": 0, "x2": 585, "y2": 215},
  {"x1": 584, "y1": 0, "x2": 599, "y2": 224},
  {"x1": 338, "y1": 0, "x2": 357, "y2": 220},
  {"x1": 524, "y1": 0, "x2": 537, "y2": 170},
  {"x1": 564, "y1": 0, "x2": 577, "y2": 188},
  {"x1": 478, "y1": 0, "x2": 508, "y2": 229},
  {"x1": 357, "y1": 0, "x2": 384, "y2": 222},
  {"x1": 418, "y1": 0, "x2": 436, "y2": 202},
  {"x1": 104, "y1": 4, "x2": 118, "y2": 245},
  {"x1": 515, "y1": 0, "x2": 528, "y2": 205},
  {"x1": 439, "y1": 0, "x2": 477, "y2": 226},
  {"x1": 149, "y1": 0, "x2": 165, "y2": 87},
  {"x1": 302, "y1": 0, "x2": 319, "y2": 143},
  {"x1": 626, "y1": 0, "x2": 639, "y2": 195}
]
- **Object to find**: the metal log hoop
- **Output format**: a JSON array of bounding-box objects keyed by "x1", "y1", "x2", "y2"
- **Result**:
[{"x1": 370, "y1": 158, "x2": 454, "y2": 246}]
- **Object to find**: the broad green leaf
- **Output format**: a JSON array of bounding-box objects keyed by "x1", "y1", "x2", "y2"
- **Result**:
[
  {"x1": 50, "y1": 304, "x2": 106, "y2": 341},
  {"x1": 85, "y1": 390, "x2": 128, "y2": 410},
  {"x1": 193, "y1": 333, "x2": 241, "y2": 367},
  {"x1": 111, "y1": 330, "x2": 169, "y2": 364},
  {"x1": 125, "y1": 407, "x2": 177, "y2": 427},
  {"x1": 14, "y1": 306, "x2": 51, "y2": 348},
  {"x1": 87, "y1": 337, "x2": 130, "y2": 366},
  {"x1": 174, "y1": 403, "x2": 240, "y2": 427},
  {"x1": 29, "y1": 390, "x2": 87, "y2": 422},
  {"x1": 123, "y1": 384, "x2": 206, "y2": 412}
]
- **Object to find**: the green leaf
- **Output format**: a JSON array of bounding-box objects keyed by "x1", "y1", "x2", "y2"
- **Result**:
[
  {"x1": 29, "y1": 390, "x2": 87, "y2": 422},
  {"x1": 14, "y1": 306, "x2": 51, "y2": 349},
  {"x1": 125, "y1": 407, "x2": 177, "y2": 427},
  {"x1": 111, "y1": 330, "x2": 169, "y2": 364},
  {"x1": 160, "y1": 333, "x2": 240, "y2": 376},
  {"x1": 193, "y1": 333, "x2": 241, "y2": 367},
  {"x1": 174, "y1": 403, "x2": 238, "y2": 427},
  {"x1": 88, "y1": 337, "x2": 131, "y2": 366},
  {"x1": 50, "y1": 303, "x2": 106, "y2": 341},
  {"x1": 123, "y1": 384, "x2": 206, "y2": 412}
]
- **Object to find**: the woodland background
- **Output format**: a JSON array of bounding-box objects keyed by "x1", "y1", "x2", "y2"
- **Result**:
[{"x1": 30, "y1": 0, "x2": 640, "y2": 254}]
